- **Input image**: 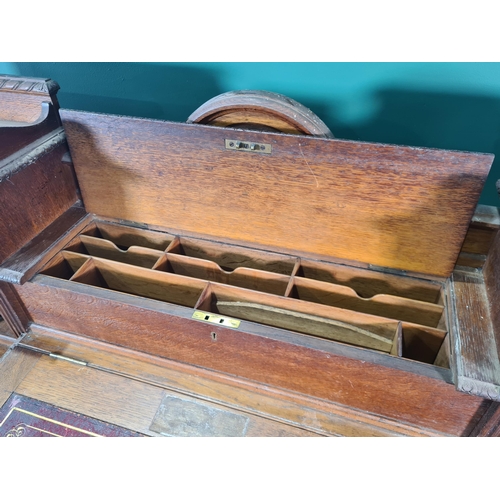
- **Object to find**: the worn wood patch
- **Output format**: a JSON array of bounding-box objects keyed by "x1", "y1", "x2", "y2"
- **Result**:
[
  {"x1": 450, "y1": 269, "x2": 500, "y2": 401},
  {"x1": 150, "y1": 394, "x2": 250, "y2": 437}
]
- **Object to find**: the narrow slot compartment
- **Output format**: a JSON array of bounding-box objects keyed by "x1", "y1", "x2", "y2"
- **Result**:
[
  {"x1": 155, "y1": 254, "x2": 290, "y2": 295},
  {"x1": 40, "y1": 251, "x2": 90, "y2": 280},
  {"x1": 167, "y1": 237, "x2": 298, "y2": 275},
  {"x1": 198, "y1": 283, "x2": 400, "y2": 353},
  {"x1": 288, "y1": 277, "x2": 445, "y2": 328},
  {"x1": 81, "y1": 221, "x2": 174, "y2": 251},
  {"x1": 70, "y1": 258, "x2": 207, "y2": 308},
  {"x1": 69, "y1": 258, "x2": 108, "y2": 286},
  {"x1": 77, "y1": 234, "x2": 165, "y2": 268},
  {"x1": 297, "y1": 260, "x2": 444, "y2": 304},
  {"x1": 390, "y1": 324, "x2": 403, "y2": 357},
  {"x1": 401, "y1": 323, "x2": 447, "y2": 364},
  {"x1": 433, "y1": 333, "x2": 450, "y2": 368}
]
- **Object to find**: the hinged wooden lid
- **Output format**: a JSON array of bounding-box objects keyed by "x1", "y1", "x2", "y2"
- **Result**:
[{"x1": 60, "y1": 109, "x2": 494, "y2": 278}]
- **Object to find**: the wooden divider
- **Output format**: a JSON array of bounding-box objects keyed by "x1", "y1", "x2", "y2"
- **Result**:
[{"x1": 37, "y1": 220, "x2": 450, "y2": 363}]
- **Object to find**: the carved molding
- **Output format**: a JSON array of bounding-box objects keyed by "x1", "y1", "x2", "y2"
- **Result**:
[
  {"x1": 457, "y1": 376, "x2": 500, "y2": 402},
  {"x1": 0, "y1": 75, "x2": 59, "y2": 96}
]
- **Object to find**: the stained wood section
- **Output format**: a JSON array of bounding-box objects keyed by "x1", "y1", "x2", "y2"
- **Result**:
[
  {"x1": 0, "y1": 348, "x2": 40, "y2": 408},
  {"x1": 15, "y1": 357, "x2": 321, "y2": 437},
  {"x1": 0, "y1": 141, "x2": 81, "y2": 265},
  {"x1": 469, "y1": 402, "x2": 500, "y2": 436},
  {"x1": 0, "y1": 207, "x2": 89, "y2": 284},
  {"x1": 187, "y1": 90, "x2": 334, "y2": 138},
  {"x1": 0, "y1": 76, "x2": 60, "y2": 122},
  {"x1": 0, "y1": 282, "x2": 30, "y2": 335},
  {"x1": 16, "y1": 279, "x2": 490, "y2": 436},
  {"x1": 22, "y1": 326, "x2": 447, "y2": 436},
  {"x1": 451, "y1": 269, "x2": 500, "y2": 401},
  {"x1": 61, "y1": 110, "x2": 492, "y2": 277},
  {"x1": 0, "y1": 103, "x2": 62, "y2": 163},
  {"x1": 288, "y1": 276, "x2": 444, "y2": 327},
  {"x1": 215, "y1": 300, "x2": 396, "y2": 352},
  {"x1": 0, "y1": 333, "x2": 15, "y2": 357}
]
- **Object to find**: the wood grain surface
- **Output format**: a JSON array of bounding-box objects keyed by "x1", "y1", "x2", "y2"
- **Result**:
[
  {"x1": 22, "y1": 326, "x2": 447, "y2": 436},
  {"x1": 0, "y1": 282, "x2": 30, "y2": 335},
  {"x1": 484, "y1": 229, "x2": 500, "y2": 348},
  {"x1": 0, "y1": 103, "x2": 61, "y2": 163},
  {"x1": 0, "y1": 141, "x2": 81, "y2": 265},
  {"x1": 451, "y1": 269, "x2": 500, "y2": 401},
  {"x1": 187, "y1": 90, "x2": 334, "y2": 138},
  {"x1": 61, "y1": 109, "x2": 493, "y2": 277},
  {"x1": 16, "y1": 278, "x2": 491, "y2": 435},
  {"x1": 0, "y1": 348, "x2": 40, "y2": 408},
  {"x1": 0, "y1": 76, "x2": 60, "y2": 122}
]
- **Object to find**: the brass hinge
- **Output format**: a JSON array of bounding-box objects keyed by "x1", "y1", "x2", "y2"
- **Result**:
[
  {"x1": 225, "y1": 139, "x2": 272, "y2": 154},
  {"x1": 48, "y1": 353, "x2": 88, "y2": 366}
]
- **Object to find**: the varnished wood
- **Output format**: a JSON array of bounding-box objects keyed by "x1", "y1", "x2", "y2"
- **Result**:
[
  {"x1": 14, "y1": 277, "x2": 490, "y2": 435},
  {"x1": 0, "y1": 206, "x2": 89, "y2": 284},
  {"x1": 77, "y1": 235, "x2": 165, "y2": 268},
  {"x1": 288, "y1": 276, "x2": 445, "y2": 327},
  {"x1": 187, "y1": 90, "x2": 334, "y2": 138},
  {"x1": 84, "y1": 220, "x2": 175, "y2": 251},
  {"x1": 0, "y1": 142, "x2": 82, "y2": 266},
  {"x1": 469, "y1": 402, "x2": 500, "y2": 436},
  {"x1": 13, "y1": 331, "x2": 321, "y2": 437},
  {"x1": 61, "y1": 109, "x2": 493, "y2": 277},
  {"x1": 0, "y1": 104, "x2": 62, "y2": 164},
  {"x1": 0, "y1": 282, "x2": 30, "y2": 336},
  {"x1": 1, "y1": 83, "x2": 498, "y2": 436},
  {"x1": 216, "y1": 300, "x2": 396, "y2": 352},
  {"x1": 167, "y1": 236, "x2": 298, "y2": 274},
  {"x1": 157, "y1": 253, "x2": 291, "y2": 295},
  {"x1": 0, "y1": 76, "x2": 60, "y2": 122},
  {"x1": 0, "y1": 347, "x2": 40, "y2": 408},
  {"x1": 15, "y1": 358, "x2": 321, "y2": 437},
  {"x1": 21, "y1": 326, "x2": 448, "y2": 436},
  {"x1": 0, "y1": 333, "x2": 15, "y2": 357}
]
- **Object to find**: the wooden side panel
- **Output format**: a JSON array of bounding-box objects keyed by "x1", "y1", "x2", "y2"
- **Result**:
[
  {"x1": 61, "y1": 110, "x2": 493, "y2": 277},
  {"x1": 476, "y1": 230, "x2": 500, "y2": 400},
  {"x1": 484, "y1": 230, "x2": 500, "y2": 342},
  {"x1": 0, "y1": 103, "x2": 61, "y2": 163},
  {"x1": 15, "y1": 279, "x2": 490, "y2": 436},
  {"x1": 451, "y1": 269, "x2": 500, "y2": 401},
  {"x1": 0, "y1": 207, "x2": 90, "y2": 285},
  {"x1": 0, "y1": 76, "x2": 60, "y2": 122},
  {"x1": 0, "y1": 140, "x2": 80, "y2": 264}
]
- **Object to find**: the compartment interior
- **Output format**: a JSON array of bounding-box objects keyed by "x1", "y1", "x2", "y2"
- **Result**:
[{"x1": 38, "y1": 220, "x2": 449, "y2": 367}]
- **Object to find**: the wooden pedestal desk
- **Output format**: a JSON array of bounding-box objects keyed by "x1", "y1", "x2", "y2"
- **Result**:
[{"x1": 1, "y1": 75, "x2": 500, "y2": 437}]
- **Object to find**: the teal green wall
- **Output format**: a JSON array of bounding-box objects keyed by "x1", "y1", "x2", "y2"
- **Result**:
[{"x1": 2, "y1": 62, "x2": 500, "y2": 206}]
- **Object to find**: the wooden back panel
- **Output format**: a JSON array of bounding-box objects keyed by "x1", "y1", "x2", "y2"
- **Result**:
[{"x1": 61, "y1": 110, "x2": 494, "y2": 277}]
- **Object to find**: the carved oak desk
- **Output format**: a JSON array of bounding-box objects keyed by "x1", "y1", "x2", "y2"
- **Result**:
[{"x1": 1, "y1": 75, "x2": 499, "y2": 437}]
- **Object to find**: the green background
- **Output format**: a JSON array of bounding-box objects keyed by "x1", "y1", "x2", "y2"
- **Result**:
[{"x1": 2, "y1": 62, "x2": 500, "y2": 206}]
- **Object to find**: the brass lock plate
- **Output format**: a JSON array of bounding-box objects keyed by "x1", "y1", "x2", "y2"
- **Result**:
[{"x1": 225, "y1": 139, "x2": 272, "y2": 154}]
